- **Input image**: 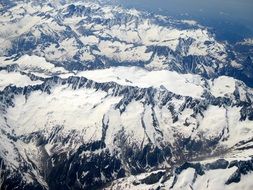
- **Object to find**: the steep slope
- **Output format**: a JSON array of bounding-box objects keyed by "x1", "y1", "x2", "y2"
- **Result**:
[
  {"x1": 0, "y1": 61, "x2": 253, "y2": 189},
  {"x1": 0, "y1": 0, "x2": 253, "y2": 190}
]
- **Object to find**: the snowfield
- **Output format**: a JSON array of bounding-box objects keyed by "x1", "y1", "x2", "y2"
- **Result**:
[
  {"x1": 0, "y1": 70, "x2": 43, "y2": 91},
  {"x1": 0, "y1": 0, "x2": 253, "y2": 189}
]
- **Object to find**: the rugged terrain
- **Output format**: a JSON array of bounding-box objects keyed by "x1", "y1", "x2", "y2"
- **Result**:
[{"x1": 0, "y1": 0, "x2": 253, "y2": 189}]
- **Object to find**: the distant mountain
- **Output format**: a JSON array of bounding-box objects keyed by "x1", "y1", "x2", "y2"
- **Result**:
[
  {"x1": 1, "y1": 0, "x2": 253, "y2": 83},
  {"x1": 0, "y1": 1, "x2": 253, "y2": 190}
]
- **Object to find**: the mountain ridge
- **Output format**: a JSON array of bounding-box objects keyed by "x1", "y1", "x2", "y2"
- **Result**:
[{"x1": 0, "y1": 0, "x2": 253, "y2": 189}]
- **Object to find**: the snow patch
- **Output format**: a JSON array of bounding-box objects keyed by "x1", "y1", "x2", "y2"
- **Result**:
[
  {"x1": 211, "y1": 76, "x2": 236, "y2": 97},
  {"x1": 0, "y1": 70, "x2": 42, "y2": 91},
  {"x1": 75, "y1": 67, "x2": 204, "y2": 98}
]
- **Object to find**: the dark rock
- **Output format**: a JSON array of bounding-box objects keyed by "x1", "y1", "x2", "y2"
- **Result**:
[
  {"x1": 226, "y1": 169, "x2": 241, "y2": 185},
  {"x1": 140, "y1": 171, "x2": 166, "y2": 185},
  {"x1": 205, "y1": 159, "x2": 229, "y2": 170}
]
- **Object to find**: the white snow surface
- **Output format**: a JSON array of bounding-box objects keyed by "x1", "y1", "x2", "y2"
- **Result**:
[
  {"x1": 6, "y1": 85, "x2": 122, "y2": 141},
  {"x1": 0, "y1": 70, "x2": 43, "y2": 91},
  {"x1": 0, "y1": 1, "x2": 253, "y2": 189},
  {"x1": 15, "y1": 55, "x2": 67, "y2": 73},
  {"x1": 107, "y1": 167, "x2": 253, "y2": 190},
  {"x1": 211, "y1": 76, "x2": 236, "y2": 98},
  {"x1": 72, "y1": 67, "x2": 205, "y2": 98}
]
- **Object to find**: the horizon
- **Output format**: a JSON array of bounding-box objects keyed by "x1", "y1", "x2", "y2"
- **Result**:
[{"x1": 113, "y1": 0, "x2": 253, "y2": 42}]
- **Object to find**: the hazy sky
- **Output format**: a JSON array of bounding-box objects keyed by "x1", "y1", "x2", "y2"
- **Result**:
[
  {"x1": 116, "y1": 0, "x2": 253, "y2": 20},
  {"x1": 114, "y1": 0, "x2": 253, "y2": 41}
]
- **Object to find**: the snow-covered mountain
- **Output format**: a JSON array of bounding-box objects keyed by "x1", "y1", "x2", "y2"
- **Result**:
[
  {"x1": 0, "y1": 0, "x2": 253, "y2": 190},
  {"x1": 1, "y1": 0, "x2": 253, "y2": 85}
]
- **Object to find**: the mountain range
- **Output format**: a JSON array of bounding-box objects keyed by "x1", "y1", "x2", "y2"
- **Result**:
[{"x1": 0, "y1": 0, "x2": 253, "y2": 189}]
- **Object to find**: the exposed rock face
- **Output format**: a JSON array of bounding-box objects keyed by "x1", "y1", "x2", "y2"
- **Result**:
[{"x1": 0, "y1": 0, "x2": 253, "y2": 190}]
